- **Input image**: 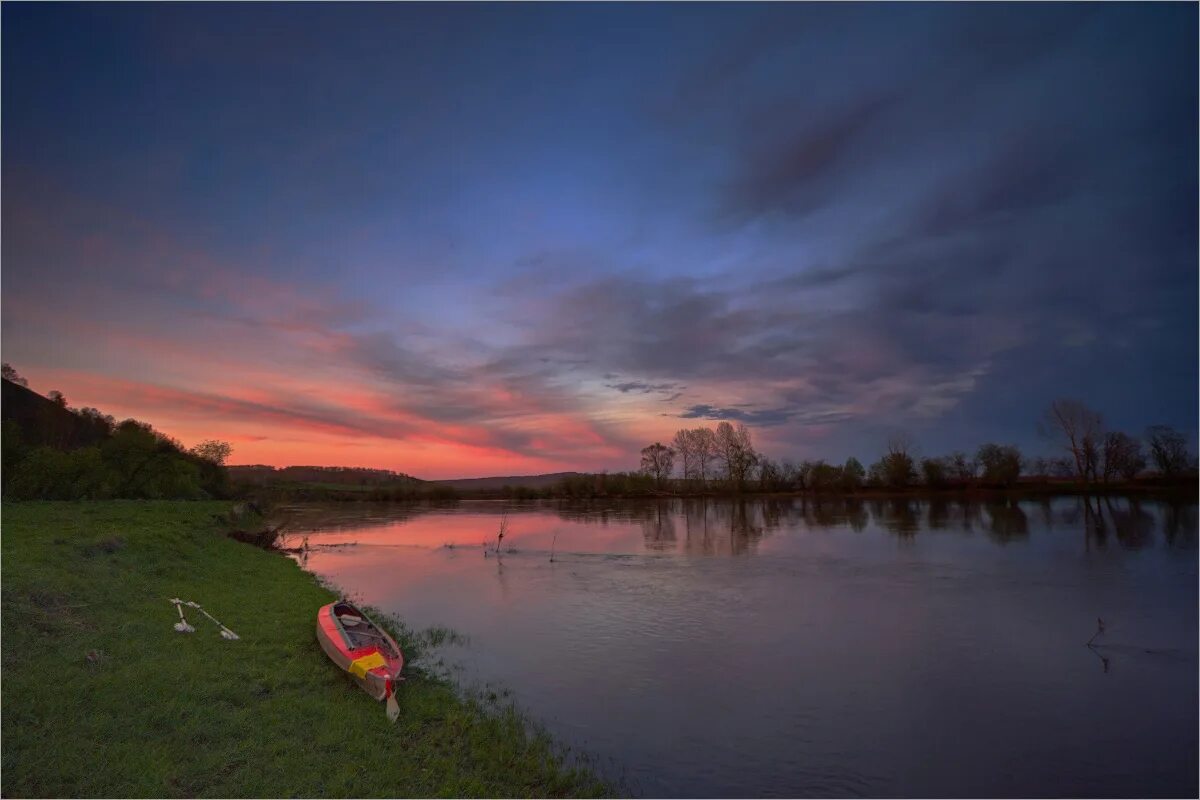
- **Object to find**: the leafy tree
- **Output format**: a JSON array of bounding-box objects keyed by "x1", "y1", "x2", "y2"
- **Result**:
[
  {"x1": 76, "y1": 407, "x2": 116, "y2": 440},
  {"x1": 871, "y1": 435, "x2": 917, "y2": 489},
  {"x1": 921, "y1": 457, "x2": 947, "y2": 488},
  {"x1": 2, "y1": 363, "x2": 28, "y2": 387},
  {"x1": 977, "y1": 444, "x2": 1022, "y2": 487},
  {"x1": 190, "y1": 439, "x2": 233, "y2": 466},
  {"x1": 871, "y1": 452, "x2": 916, "y2": 489},
  {"x1": 946, "y1": 451, "x2": 976, "y2": 482},
  {"x1": 1, "y1": 420, "x2": 26, "y2": 496},
  {"x1": 1145, "y1": 425, "x2": 1191, "y2": 477},
  {"x1": 639, "y1": 442, "x2": 676, "y2": 488},
  {"x1": 808, "y1": 461, "x2": 843, "y2": 492},
  {"x1": 47, "y1": 390, "x2": 67, "y2": 408},
  {"x1": 840, "y1": 457, "x2": 865, "y2": 490}
]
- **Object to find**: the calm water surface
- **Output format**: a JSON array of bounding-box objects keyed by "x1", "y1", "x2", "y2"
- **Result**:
[{"x1": 286, "y1": 497, "x2": 1197, "y2": 798}]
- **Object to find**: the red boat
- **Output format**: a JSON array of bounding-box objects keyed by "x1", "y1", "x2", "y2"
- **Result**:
[{"x1": 316, "y1": 601, "x2": 404, "y2": 721}]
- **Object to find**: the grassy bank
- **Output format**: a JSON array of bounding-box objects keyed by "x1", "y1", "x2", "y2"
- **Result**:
[{"x1": 1, "y1": 501, "x2": 607, "y2": 798}]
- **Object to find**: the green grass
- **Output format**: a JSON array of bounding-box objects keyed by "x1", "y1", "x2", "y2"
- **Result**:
[{"x1": 1, "y1": 501, "x2": 608, "y2": 798}]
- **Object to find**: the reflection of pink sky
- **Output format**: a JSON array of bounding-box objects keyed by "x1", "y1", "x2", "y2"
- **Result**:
[
  {"x1": 301, "y1": 512, "x2": 651, "y2": 554},
  {"x1": 289, "y1": 503, "x2": 777, "y2": 558}
]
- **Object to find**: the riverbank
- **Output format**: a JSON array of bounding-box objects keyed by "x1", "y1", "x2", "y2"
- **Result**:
[{"x1": 0, "y1": 501, "x2": 607, "y2": 797}]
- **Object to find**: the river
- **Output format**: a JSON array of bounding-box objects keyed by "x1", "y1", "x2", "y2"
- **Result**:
[{"x1": 283, "y1": 496, "x2": 1197, "y2": 798}]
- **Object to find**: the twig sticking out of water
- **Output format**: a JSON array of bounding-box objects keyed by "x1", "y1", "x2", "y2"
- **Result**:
[
  {"x1": 494, "y1": 513, "x2": 508, "y2": 555},
  {"x1": 1085, "y1": 618, "x2": 1110, "y2": 673},
  {"x1": 550, "y1": 530, "x2": 559, "y2": 563},
  {"x1": 1087, "y1": 617, "x2": 1106, "y2": 646}
]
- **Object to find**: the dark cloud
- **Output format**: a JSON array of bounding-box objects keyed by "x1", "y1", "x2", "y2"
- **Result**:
[
  {"x1": 678, "y1": 404, "x2": 858, "y2": 428},
  {"x1": 607, "y1": 380, "x2": 681, "y2": 395},
  {"x1": 721, "y1": 91, "x2": 896, "y2": 222}
]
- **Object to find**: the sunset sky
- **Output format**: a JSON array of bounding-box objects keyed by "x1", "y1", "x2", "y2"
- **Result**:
[{"x1": 3, "y1": 4, "x2": 1196, "y2": 479}]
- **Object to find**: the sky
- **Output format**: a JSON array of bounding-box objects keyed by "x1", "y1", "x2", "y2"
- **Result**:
[{"x1": 2, "y1": 3, "x2": 1196, "y2": 479}]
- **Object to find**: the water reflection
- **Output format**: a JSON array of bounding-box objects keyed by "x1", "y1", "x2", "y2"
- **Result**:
[
  {"x1": 279, "y1": 495, "x2": 1198, "y2": 556},
  {"x1": 1163, "y1": 501, "x2": 1198, "y2": 546},
  {"x1": 289, "y1": 495, "x2": 1197, "y2": 798},
  {"x1": 985, "y1": 500, "x2": 1029, "y2": 543}
]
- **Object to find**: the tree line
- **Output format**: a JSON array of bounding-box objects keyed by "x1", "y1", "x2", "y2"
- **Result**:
[{"x1": 631, "y1": 401, "x2": 1195, "y2": 496}]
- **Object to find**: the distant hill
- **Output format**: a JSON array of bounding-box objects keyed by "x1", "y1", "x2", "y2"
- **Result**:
[
  {"x1": 227, "y1": 466, "x2": 581, "y2": 492},
  {"x1": 430, "y1": 472, "x2": 581, "y2": 491}
]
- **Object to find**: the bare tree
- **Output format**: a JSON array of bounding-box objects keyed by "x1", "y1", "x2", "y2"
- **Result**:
[
  {"x1": 714, "y1": 421, "x2": 757, "y2": 488},
  {"x1": 887, "y1": 434, "x2": 916, "y2": 458},
  {"x1": 639, "y1": 442, "x2": 676, "y2": 488},
  {"x1": 1145, "y1": 425, "x2": 1190, "y2": 477},
  {"x1": 692, "y1": 427, "x2": 717, "y2": 484},
  {"x1": 779, "y1": 459, "x2": 801, "y2": 490},
  {"x1": 756, "y1": 456, "x2": 781, "y2": 491},
  {"x1": 1039, "y1": 399, "x2": 1103, "y2": 484},
  {"x1": 671, "y1": 429, "x2": 695, "y2": 481},
  {"x1": 1101, "y1": 432, "x2": 1145, "y2": 482}
]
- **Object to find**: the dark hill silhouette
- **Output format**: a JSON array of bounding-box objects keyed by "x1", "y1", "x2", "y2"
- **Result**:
[
  {"x1": 2, "y1": 378, "x2": 112, "y2": 450},
  {"x1": 1, "y1": 378, "x2": 230, "y2": 499}
]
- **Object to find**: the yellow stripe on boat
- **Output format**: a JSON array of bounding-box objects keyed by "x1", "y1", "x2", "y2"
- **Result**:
[{"x1": 349, "y1": 651, "x2": 388, "y2": 678}]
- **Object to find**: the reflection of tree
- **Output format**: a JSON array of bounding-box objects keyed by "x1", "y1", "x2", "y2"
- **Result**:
[
  {"x1": 1036, "y1": 497, "x2": 1054, "y2": 529},
  {"x1": 808, "y1": 499, "x2": 838, "y2": 528},
  {"x1": 926, "y1": 498, "x2": 949, "y2": 531},
  {"x1": 682, "y1": 498, "x2": 714, "y2": 555},
  {"x1": 958, "y1": 500, "x2": 983, "y2": 533},
  {"x1": 844, "y1": 499, "x2": 868, "y2": 532},
  {"x1": 985, "y1": 501, "x2": 1028, "y2": 543},
  {"x1": 1162, "y1": 501, "x2": 1198, "y2": 548},
  {"x1": 641, "y1": 503, "x2": 677, "y2": 551},
  {"x1": 797, "y1": 497, "x2": 866, "y2": 531},
  {"x1": 878, "y1": 499, "x2": 919, "y2": 537},
  {"x1": 760, "y1": 498, "x2": 786, "y2": 531},
  {"x1": 1081, "y1": 496, "x2": 1107, "y2": 549},
  {"x1": 675, "y1": 499, "x2": 771, "y2": 555},
  {"x1": 1102, "y1": 497, "x2": 1156, "y2": 550},
  {"x1": 726, "y1": 499, "x2": 763, "y2": 555}
]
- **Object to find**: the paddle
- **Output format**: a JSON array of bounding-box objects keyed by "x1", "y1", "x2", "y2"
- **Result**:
[
  {"x1": 386, "y1": 685, "x2": 400, "y2": 722},
  {"x1": 185, "y1": 600, "x2": 240, "y2": 640},
  {"x1": 169, "y1": 598, "x2": 195, "y2": 633}
]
